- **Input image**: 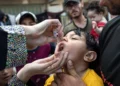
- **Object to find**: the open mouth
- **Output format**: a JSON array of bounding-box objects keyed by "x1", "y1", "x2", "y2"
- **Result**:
[{"x1": 56, "y1": 42, "x2": 65, "y2": 53}]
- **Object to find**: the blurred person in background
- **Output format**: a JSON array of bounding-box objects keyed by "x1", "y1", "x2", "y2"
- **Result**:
[
  {"x1": 0, "y1": 10, "x2": 14, "y2": 26},
  {"x1": 86, "y1": 1, "x2": 107, "y2": 40},
  {"x1": 15, "y1": 11, "x2": 54, "y2": 86}
]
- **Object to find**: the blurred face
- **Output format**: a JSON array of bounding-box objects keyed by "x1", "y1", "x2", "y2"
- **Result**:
[
  {"x1": 87, "y1": 10, "x2": 103, "y2": 22},
  {"x1": 20, "y1": 17, "x2": 36, "y2": 25},
  {"x1": 55, "y1": 31, "x2": 87, "y2": 65},
  {"x1": 65, "y1": 1, "x2": 83, "y2": 18},
  {"x1": 99, "y1": 0, "x2": 120, "y2": 15},
  {"x1": 0, "y1": 68, "x2": 13, "y2": 85}
]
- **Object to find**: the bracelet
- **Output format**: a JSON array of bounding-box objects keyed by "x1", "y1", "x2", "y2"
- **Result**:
[{"x1": 8, "y1": 74, "x2": 26, "y2": 86}]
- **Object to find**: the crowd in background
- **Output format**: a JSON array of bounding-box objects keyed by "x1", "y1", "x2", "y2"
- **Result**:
[{"x1": 0, "y1": 0, "x2": 119, "y2": 86}]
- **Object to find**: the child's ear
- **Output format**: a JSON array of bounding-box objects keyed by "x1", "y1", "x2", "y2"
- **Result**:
[{"x1": 84, "y1": 51, "x2": 97, "y2": 62}]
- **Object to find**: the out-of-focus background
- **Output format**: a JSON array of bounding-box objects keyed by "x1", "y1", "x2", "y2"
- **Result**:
[
  {"x1": 0, "y1": 0, "x2": 91, "y2": 24},
  {"x1": 0, "y1": 0, "x2": 89, "y2": 15}
]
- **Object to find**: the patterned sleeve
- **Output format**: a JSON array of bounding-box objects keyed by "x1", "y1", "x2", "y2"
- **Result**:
[
  {"x1": 0, "y1": 25, "x2": 27, "y2": 69},
  {"x1": 8, "y1": 75, "x2": 27, "y2": 86},
  {"x1": 1, "y1": 25, "x2": 25, "y2": 35}
]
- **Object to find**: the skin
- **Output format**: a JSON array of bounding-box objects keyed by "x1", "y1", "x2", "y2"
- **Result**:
[
  {"x1": 87, "y1": 10, "x2": 103, "y2": 22},
  {"x1": 16, "y1": 31, "x2": 96, "y2": 85},
  {"x1": 65, "y1": 1, "x2": 87, "y2": 29},
  {"x1": 55, "y1": 31, "x2": 96, "y2": 76},
  {"x1": 0, "y1": 68, "x2": 13, "y2": 86},
  {"x1": 52, "y1": 60, "x2": 86, "y2": 86},
  {"x1": 22, "y1": 19, "x2": 63, "y2": 47},
  {"x1": 17, "y1": 52, "x2": 68, "y2": 83},
  {"x1": 65, "y1": 1, "x2": 83, "y2": 19},
  {"x1": 50, "y1": 31, "x2": 97, "y2": 86},
  {"x1": 87, "y1": 10, "x2": 107, "y2": 34}
]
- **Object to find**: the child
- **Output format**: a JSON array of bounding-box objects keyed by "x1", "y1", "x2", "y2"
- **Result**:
[
  {"x1": 15, "y1": 11, "x2": 54, "y2": 86},
  {"x1": 86, "y1": 1, "x2": 107, "y2": 40},
  {"x1": 45, "y1": 29, "x2": 103, "y2": 86}
]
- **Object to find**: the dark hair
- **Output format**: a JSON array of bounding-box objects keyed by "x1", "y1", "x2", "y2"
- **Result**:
[
  {"x1": 19, "y1": 14, "x2": 35, "y2": 24},
  {"x1": 85, "y1": 32, "x2": 100, "y2": 71},
  {"x1": 86, "y1": 1, "x2": 105, "y2": 14},
  {"x1": 0, "y1": 11, "x2": 5, "y2": 21}
]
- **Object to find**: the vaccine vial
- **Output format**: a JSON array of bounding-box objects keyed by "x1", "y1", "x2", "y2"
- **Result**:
[{"x1": 53, "y1": 29, "x2": 58, "y2": 38}]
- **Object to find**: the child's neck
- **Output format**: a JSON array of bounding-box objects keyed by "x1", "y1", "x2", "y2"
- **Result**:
[
  {"x1": 64, "y1": 62, "x2": 89, "y2": 78},
  {"x1": 76, "y1": 65, "x2": 88, "y2": 78}
]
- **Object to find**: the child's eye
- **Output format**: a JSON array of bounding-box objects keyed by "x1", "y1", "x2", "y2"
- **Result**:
[{"x1": 71, "y1": 37, "x2": 77, "y2": 40}]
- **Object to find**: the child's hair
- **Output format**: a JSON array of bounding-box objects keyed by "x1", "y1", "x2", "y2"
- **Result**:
[
  {"x1": 65, "y1": 29, "x2": 100, "y2": 73},
  {"x1": 86, "y1": 1, "x2": 105, "y2": 14},
  {"x1": 85, "y1": 32, "x2": 100, "y2": 72}
]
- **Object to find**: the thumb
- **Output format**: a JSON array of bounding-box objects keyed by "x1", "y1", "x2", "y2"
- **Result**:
[{"x1": 67, "y1": 60, "x2": 79, "y2": 78}]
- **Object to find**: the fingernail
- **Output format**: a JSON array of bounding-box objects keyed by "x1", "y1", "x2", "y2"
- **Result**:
[{"x1": 68, "y1": 60, "x2": 73, "y2": 66}]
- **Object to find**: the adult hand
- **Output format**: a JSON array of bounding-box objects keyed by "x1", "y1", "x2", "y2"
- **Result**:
[
  {"x1": 24, "y1": 19, "x2": 62, "y2": 37},
  {"x1": 17, "y1": 52, "x2": 68, "y2": 83},
  {"x1": 52, "y1": 60, "x2": 86, "y2": 86},
  {"x1": 41, "y1": 19, "x2": 62, "y2": 37},
  {"x1": 24, "y1": 19, "x2": 63, "y2": 46}
]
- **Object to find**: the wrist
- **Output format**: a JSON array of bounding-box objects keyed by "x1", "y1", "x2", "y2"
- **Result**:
[
  {"x1": 17, "y1": 64, "x2": 32, "y2": 83},
  {"x1": 9, "y1": 75, "x2": 27, "y2": 86}
]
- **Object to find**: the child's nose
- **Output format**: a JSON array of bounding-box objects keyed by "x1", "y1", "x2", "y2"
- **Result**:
[{"x1": 62, "y1": 37, "x2": 68, "y2": 42}]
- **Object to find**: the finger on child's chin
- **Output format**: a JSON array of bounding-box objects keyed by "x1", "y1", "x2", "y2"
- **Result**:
[
  {"x1": 67, "y1": 60, "x2": 79, "y2": 78},
  {"x1": 59, "y1": 52, "x2": 68, "y2": 67}
]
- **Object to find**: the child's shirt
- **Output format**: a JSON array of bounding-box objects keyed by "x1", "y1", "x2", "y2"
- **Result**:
[
  {"x1": 44, "y1": 69, "x2": 104, "y2": 86},
  {"x1": 91, "y1": 21, "x2": 106, "y2": 39}
]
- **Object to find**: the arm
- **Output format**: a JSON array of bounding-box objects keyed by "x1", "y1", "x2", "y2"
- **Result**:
[
  {"x1": 22, "y1": 19, "x2": 62, "y2": 37},
  {"x1": 9, "y1": 52, "x2": 68, "y2": 85},
  {"x1": 0, "y1": 19, "x2": 62, "y2": 70}
]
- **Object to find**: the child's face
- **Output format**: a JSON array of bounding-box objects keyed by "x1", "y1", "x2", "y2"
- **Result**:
[
  {"x1": 21, "y1": 17, "x2": 36, "y2": 26},
  {"x1": 55, "y1": 31, "x2": 88, "y2": 65},
  {"x1": 87, "y1": 10, "x2": 103, "y2": 22}
]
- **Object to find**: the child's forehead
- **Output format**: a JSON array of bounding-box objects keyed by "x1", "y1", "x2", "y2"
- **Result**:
[{"x1": 65, "y1": 30, "x2": 85, "y2": 37}]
